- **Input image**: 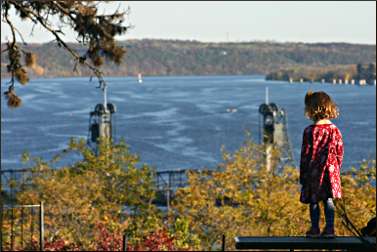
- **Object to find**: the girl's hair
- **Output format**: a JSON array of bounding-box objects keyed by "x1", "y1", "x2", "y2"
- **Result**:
[{"x1": 304, "y1": 91, "x2": 339, "y2": 121}]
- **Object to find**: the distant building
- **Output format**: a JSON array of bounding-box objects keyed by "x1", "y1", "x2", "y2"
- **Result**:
[{"x1": 359, "y1": 79, "x2": 367, "y2": 86}]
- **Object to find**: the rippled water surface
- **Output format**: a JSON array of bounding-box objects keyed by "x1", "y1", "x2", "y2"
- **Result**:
[{"x1": 2, "y1": 76, "x2": 376, "y2": 171}]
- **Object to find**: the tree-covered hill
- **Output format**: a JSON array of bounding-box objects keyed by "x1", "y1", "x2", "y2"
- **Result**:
[{"x1": 1, "y1": 39, "x2": 376, "y2": 77}]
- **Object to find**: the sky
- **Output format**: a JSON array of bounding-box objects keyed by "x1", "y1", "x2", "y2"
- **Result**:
[{"x1": 1, "y1": 1, "x2": 376, "y2": 44}]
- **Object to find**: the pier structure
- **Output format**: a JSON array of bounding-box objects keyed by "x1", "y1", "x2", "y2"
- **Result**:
[
  {"x1": 258, "y1": 87, "x2": 294, "y2": 172},
  {"x1": 87, "y1": 80, "x2": 117, "y2": 154},
  {"x1": 258, "y1": 102, "x2": 294, "y2": 172},
  {"x1": 286, "y1": 77, "x2": 375, "y2": 86},
  {"x1": 153, "y1": 169, "x2": 189, "y2": 210}
]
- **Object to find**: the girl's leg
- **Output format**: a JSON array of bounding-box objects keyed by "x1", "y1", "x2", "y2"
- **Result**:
[
  {"x1": 310, "y1": 203, "x2": 320, "y2": 230},
  {"x1": 324, "y1": 198, "x2": 335, "y2": 231}
]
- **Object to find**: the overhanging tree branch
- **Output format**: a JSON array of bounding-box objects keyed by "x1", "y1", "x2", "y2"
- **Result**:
[{"x1": 1, "y1": 0, "x2": 129, "y2": 107}]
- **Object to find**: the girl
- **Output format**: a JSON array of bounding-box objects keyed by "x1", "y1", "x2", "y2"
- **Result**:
[{"x1": 300, "y1": 91, "x2": 344, "y2": 237}]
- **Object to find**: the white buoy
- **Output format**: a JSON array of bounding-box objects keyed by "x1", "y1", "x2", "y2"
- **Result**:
[{"x1": 138, "y1": 73, "x2": 143, "y2": 84}]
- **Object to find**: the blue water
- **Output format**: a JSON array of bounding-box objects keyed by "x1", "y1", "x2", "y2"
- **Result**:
[{"x1": 1, "y1": 75, "x2": 376, "y2": 171}]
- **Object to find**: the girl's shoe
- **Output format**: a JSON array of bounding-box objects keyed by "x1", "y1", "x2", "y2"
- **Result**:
[
  {"x1": 321, "y1": 227, "x2": 335, "y2": 238},
  {"x1": 306, "y1": 227, "x2": 320, "y2": 238}
]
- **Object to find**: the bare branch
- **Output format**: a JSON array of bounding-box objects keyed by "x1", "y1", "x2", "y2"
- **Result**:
[
  {"x1": 52, "y1": 1, "x2": 77, "y2": 22},
  {"x1": 29, "y1": 21, "x2": 37, "y2": 36},
  {"x1": 3, "y1": 6, "x2": 17, "y2": 89},
  {"x1": 4, "y1": 5, "x2": 16, "y2": 47},
  {"x1": 2, "y1": 0, "x2": 129, "y2": 107},
  {"x1": 13, "y1": 25, "x2": 27, "y2": 45},
  {"x1": 8, "y1": 0, "x2": 106, "y2": 85},
  {"x1": 1, "y1": 47, "x2": 10, "y2": 53}
]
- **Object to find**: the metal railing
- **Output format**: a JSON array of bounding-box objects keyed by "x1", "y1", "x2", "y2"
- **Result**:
[{"x1": 1, "y1": 203, "x2": 44, "y2": 251}]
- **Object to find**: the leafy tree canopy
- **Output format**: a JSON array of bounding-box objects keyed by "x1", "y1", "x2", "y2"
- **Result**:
[{"x1": 1, "y1": 136, "x2": 375, "y2": 250}]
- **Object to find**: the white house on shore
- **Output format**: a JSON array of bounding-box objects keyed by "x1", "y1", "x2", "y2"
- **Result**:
[{"x1": 359, "y1": 79, "x2": 367, "y2": 86}]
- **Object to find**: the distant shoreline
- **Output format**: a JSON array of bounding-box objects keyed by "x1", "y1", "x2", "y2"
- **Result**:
[
  {"x1": 1, "y1": 73, "x2": 242, "y2": 79},
  {"x1": 265, "y1": 63, "x2": 376, "y2": 85},
  {"x1": 1, "y1": 73, "x2": 376, "y2": 86},
  {"x1": 2, "y1": 39, "x2": 375, "y2": 78},
  {"x1": 1, "y1": 38, "x2": 376, "y2": 46}
]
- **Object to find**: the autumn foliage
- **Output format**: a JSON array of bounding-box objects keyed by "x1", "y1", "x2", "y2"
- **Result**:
[
  {"x1": 1, "y1": 137, "x2": 375, "y2": 250},
  {"x1": 173, "y1": 138, "x2": 376, "y2": 250}
]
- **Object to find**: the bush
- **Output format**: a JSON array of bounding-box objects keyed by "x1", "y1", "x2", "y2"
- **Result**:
[
  {"x1": 2, "y1": 137, "x2": 375, "y2": 250},
  {"x1": 172, "y1": 138, "x2": 376, "y2": 250}
]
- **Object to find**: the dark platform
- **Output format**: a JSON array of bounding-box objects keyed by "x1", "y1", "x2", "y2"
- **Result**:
[{"x1": 235, "y1": 236, "x2": 376, "y2": 251}]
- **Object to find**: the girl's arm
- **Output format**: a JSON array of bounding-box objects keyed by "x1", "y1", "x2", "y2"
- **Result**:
[
  {"x1": 299, "y1": 128, "x2": 311, "y2": 185},
  {"x1": 335, "y1": 128, "x2": 344, "y2": 168}
]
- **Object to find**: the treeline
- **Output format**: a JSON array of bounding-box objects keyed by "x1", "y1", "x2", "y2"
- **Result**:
[
  {"x1": 1, "y1": 39, "x2": 376, "y2": 77},
  {"x1": 266, "y1": 63, "x2": 376, "y2": 83}
]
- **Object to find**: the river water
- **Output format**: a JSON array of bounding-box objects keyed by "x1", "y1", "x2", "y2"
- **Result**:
[{"x1": 1, "y1": 75, "x2": 376, "y2": 171}]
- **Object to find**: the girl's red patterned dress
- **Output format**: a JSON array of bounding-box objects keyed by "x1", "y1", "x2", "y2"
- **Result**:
[{"x1": 300, "y1": 123, "x2": 344, "y2": 204}]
